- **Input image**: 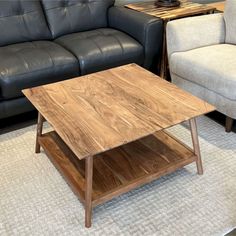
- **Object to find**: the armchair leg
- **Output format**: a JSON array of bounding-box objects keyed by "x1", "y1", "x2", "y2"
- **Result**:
[{"x1": 225, "y1": 116, "x2": 234, "y2": 133}]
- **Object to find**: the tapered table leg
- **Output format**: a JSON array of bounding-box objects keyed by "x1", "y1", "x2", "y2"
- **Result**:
[
  {"x1": 189, "y1": 118, "x2": 203, "y2": 175},
  {"x1": 225, "y1": 116, "x2": 233, "y2": 133},
  {"x1": 35, "y1": 112, "x2": 44, "y2": 153},
  {"x1": 85, "y1": 156, "x2": 93, "y2": 228}
]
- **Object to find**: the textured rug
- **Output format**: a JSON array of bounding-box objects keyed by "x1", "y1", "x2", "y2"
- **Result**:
[{"x1": 0, "y1": 116, "x2": 236, "y2": 236}]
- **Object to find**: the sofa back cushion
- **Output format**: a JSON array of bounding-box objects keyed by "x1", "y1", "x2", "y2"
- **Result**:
[
  {"x1": 0, "y1": 0, "x2": 51, "y2": 46},
  {"x1": 41, "y1": 0, "x2": 115, "y2": 38},
  {"x1": 224, "y1": 0, "x2": 236, "y2": 44}
]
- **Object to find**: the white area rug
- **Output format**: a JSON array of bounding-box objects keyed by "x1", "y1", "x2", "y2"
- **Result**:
[{"x1": 0, "y1": 116, "x2": 236, "y2": 236}]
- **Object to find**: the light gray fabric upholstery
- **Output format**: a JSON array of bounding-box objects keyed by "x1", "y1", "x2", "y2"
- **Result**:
[
  {"x1": 166, "y1": 14, "x2": 225, "y2": 58},
  {"x1": 224, "y1": 0, "x2": 236, "y2": 45},
  {"x1": 167, "y1": 0, "x2": 236, "y2": 121},
  {"x1": 170, "y1": 44, "x2": 236, "y2": 100},
  {"x1": 171, "y1": 74, "x2": 236, "y2": 119}
]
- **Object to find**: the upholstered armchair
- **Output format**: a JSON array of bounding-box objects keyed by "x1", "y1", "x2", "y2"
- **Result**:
[{"x1": 167, "y1": 0, "x2": 235, "y2": 132}]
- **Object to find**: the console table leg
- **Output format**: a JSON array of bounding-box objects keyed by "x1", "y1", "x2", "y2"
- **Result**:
[
  {"x1": 160, "y1": 20, "x2": 168, "y2": 79},
  {"x1": 35, "y1": 112, "x2": 44, "y2": 154},
  {"x1": 189, "y1": 118, "x2": 203, "y2": 175},
  {"x1": 85, "y1": 156, "x2": 93, "y2": 228}
]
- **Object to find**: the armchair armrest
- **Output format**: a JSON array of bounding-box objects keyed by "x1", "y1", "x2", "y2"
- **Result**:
[
  {"x1": 167, "y1": 14, "x2": 225, "y2": 58},
  {"x1": 108, "y1": 7, "x2": 163, "y2": 70}
]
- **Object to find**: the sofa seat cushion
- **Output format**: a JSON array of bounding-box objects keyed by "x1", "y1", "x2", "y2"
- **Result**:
[
  {"x1": 0, "y1": 41, "x2": 79, "y2": 100},
  {"x1": 55, "y1": 28, "x2": 144, "y2": 75},
  {"x1": 170, "y1": 44, "x2": 236, "y2": 100}
]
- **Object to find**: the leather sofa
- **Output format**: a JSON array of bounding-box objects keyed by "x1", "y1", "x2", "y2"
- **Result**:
[{"x1": 0, "y1": 0, "x2": 163, "y2": 119}]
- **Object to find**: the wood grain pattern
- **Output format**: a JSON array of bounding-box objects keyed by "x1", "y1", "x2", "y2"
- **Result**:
[
  {"x1": 125, "y1": 0, "x2": 216, "y2": 20},
  {"x1": 38, "y1": 132, "x2": 86, "y2": 204},
  {"x1": 38, "y1": 130, "x2": 197, "y2": 207},
  {"x1": 207, "y1": 1, "x2": 225, "y2": 12},
  {"x1": 23, "y1": 64, "x2": 214, "y2": 160}
]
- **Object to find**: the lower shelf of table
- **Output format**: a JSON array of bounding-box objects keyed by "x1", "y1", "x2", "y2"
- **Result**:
[{"x1": 38, "y1": 130, "x2": 197, "y2": 207}]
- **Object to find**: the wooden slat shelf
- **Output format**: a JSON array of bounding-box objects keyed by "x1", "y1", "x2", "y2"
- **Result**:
[{"x1": 39, "y1": 130, "x2": 197, "y2": 207}]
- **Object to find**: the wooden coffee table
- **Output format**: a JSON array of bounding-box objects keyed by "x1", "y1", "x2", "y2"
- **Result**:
[{"x1": 23, "y1": 64, "x2": 215, "y2": 228}]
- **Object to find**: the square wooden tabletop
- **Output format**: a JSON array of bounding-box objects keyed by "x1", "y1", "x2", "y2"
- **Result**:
[{"x1": 23, "y1": 64, "x2": 215, "y2": 160}]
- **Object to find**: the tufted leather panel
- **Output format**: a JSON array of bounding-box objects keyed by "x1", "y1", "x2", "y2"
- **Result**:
[
  {"x1": 55, "y1": 28, "x2": 144, "y2": 75},
  {"x1": 0, "y1": 41, "x2": 79, "y2": 100},
  {"x1": 0, "y1": 0, "x2": 51, "y2": 46},
  {"x1": 41, "y1": 0, "x2": 115, "y2": 38}
]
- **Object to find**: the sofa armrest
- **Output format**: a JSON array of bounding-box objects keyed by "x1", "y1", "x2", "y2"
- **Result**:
[
  {"x1": 167, "y1": 13, "x2": 225, "y2": 58},
  {"x1": 108, "y1": 7, "x2": 163, "y2": 70}
]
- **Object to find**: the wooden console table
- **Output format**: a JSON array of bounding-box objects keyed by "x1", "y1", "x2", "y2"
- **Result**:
[{"x1": 125, "y1": 0, "x2": 216, "y2": 79}]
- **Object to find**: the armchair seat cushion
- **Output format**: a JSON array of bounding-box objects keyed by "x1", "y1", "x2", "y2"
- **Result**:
[
  {"x1": 55, "y1": 28, "x2": 144, "y2": 75},
  {"x1": 0, "y1": 41, "x2": 79, "y2": 100},
  {"x1": 170, "y1": 44, "x2": 236, "y2": 101}
]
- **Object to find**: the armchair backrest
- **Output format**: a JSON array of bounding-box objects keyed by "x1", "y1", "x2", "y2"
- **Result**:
[
  {"x1": 166, "y1": 14, "x2": 225, "y2": 58},
  {"x1": 0, "y1": 0, "x2": 51, "y2": 47},
  {"x1": 41, "y1": 0, "x2": 115, "y2": 39},
  {"x1": 224, "y1": 0, "x2": 236, "y2": 45}
]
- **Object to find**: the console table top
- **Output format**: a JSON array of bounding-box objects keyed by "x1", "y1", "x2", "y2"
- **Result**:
[{"x1": 125, "y1": 0, "x2": 216, "y2": 20}]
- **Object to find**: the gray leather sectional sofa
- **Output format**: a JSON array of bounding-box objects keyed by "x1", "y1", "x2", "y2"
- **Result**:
[{"x1": 0, "y1": 0, "x2": 163, "y2": 119}]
